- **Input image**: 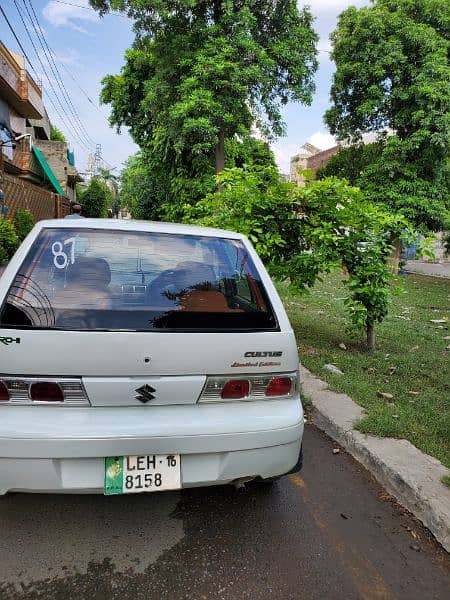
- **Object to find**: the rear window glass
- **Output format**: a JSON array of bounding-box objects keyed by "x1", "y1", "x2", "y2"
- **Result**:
[{"x1": 0, "y1": 228, "x2": 278, "y2": 332}]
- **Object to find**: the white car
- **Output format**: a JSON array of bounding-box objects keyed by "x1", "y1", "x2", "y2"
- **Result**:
[{"x1": 0, "y1": 219, "x2": 303, "y2": 495}]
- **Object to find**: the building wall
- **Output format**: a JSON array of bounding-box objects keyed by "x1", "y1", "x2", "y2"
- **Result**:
[{"x1": 306, "y1": 146, "x2": 339, "y2": 172}]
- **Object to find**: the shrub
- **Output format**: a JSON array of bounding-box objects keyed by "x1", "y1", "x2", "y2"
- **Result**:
[
  {"x1": 0, "y1": 219, "x2": 20, "y2": 265},
  {"x1": 79, "y1": 179, "x2": 110, "y2": 218},
  {"x1": 14, "y1": 210, "x2": 34, "y2": 241}
]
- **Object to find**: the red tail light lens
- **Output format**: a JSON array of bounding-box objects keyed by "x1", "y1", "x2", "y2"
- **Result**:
[
  {"x1": 265, "y1": 377, "x2": 293, "y2": 397},
  {"x1": 30, "y1": 382, "x2": 64, "y2": 402},
  {"x1": 221, "y1": 379, "x2": 250, "y2": 399},
  {"x1": 0, "y1": 382, "x2": 9, "y2": 402}
]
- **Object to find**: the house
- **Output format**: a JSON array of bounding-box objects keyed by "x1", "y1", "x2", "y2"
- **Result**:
[
  {"x1": 289, "y1": 143, "x2": 339, "y2": 186},
  {"x1": 0, "y1": 42, "x2": 80, "y2": 220}
]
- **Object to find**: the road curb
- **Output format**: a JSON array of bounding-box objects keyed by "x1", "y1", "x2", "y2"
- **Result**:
[{"x1": 300, "y1": 365, "x2": 450, "y2": 553}]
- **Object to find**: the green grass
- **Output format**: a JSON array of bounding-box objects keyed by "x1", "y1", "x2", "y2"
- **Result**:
[{"x1": 278, "y1": 273, "x2": 450, "y2": 469}]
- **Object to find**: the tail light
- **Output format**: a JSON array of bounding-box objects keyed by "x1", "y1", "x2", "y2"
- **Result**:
[
  {"x1": 30, "y1": 382, "x2": 64, "y2": 402},
  {"x1": 0, "y1": 377, "x2": 89, "y2": 405},
  {"x1": 265, "y1": 377, "x2": 293, "y2": 397},
  {"x1": 199, "y1": 372, "x2": 297, "y2": 403},
  {"x1": 221, "y1": 380, "x2": 250, "y2": 399},
  {"x1": 0, "y1": 382, "x2": 9, "y2": 402}
]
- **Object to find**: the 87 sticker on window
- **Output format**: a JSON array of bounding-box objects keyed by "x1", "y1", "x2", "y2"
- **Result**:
[{"x1": 104, "y1": 454, "x2": 181, "y2": 495}]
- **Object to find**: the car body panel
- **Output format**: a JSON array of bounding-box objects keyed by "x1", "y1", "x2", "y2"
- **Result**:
[{"x1": 0, "y1": 219, "x2": 303, "y2": 493}]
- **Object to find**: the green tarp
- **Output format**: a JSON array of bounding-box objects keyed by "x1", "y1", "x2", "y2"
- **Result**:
[{"x1": 31, "y1": 146, "x2": 65, "y2": 196}]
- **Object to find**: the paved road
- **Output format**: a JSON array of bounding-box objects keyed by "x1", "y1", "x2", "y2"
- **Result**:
[{"x1": 0, "y1": 425, "x2": 449, "y2": 600}]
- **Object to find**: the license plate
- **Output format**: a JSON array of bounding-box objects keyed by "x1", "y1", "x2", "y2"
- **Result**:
[{"x1": 104, "y1": 454, "x2": 181, "y2": 495}]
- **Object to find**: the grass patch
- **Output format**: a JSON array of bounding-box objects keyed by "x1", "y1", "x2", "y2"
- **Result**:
[
  {"x1": 442, "y1": 475, "x2": 450, "y2": 489},
  {"x1": 279, "y1": 272, "x2": 450, "y2": 469}
]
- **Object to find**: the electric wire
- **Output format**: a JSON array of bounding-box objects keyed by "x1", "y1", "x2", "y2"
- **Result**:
[
  {"x1": 0, "y1": 4, "x2": 39, "y2": 78},
  {"x1": 12, "y1": 0, "x2": 96, "y2": 155},
  {"x1": 22, "y1": 0, "x2": 98, "y2": 148},
  {"x1": 2, "y1": 1, "x2": 117, "y2": 171}
]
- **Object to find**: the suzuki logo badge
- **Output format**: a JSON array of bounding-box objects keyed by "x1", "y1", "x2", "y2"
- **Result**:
[{"x1": 135, "y1": 384, "x2": 156, "y2": 403}]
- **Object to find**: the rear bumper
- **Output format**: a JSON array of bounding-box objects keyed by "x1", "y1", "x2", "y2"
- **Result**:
[{"x1": 0, "y1": 399, "x2": 303, "y2": 494}]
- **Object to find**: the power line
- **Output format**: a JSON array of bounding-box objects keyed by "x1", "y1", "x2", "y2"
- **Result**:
[
  {"x1": 12, "y1": 0, "x2": 95, "y2": 155},
  {"x1": 22, "y1": 0, "x2": 98, "y2": 148},
  {"x1": 0, "y1": 4, "x2": 39, "y2": 78},
  {"x1": 48, "y1": 0, "x2": 123, "y2": 17}
]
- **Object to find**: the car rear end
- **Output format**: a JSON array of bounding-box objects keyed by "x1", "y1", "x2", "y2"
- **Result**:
[{"x1": 0, "y1": 220, "x2": 303, "y2": 495}]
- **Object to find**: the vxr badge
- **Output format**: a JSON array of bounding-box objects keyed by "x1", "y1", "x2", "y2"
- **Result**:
[{"x1": 135, "y1": 384, "x2": 156, "y2": 403}]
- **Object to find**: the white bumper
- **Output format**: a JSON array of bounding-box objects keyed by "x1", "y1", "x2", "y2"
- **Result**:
[{"x1": 0, "y1": 399, "x2": 303, "y2": 493}]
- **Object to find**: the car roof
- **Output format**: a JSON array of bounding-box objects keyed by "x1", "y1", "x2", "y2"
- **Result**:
[{"x1": 34, "y1": 219, "x2": 246, "y2": 240}]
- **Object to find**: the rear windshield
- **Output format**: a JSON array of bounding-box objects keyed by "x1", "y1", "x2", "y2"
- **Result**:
[{"x1": 0, "y1": 228, "x2": 278, "y2": 332}]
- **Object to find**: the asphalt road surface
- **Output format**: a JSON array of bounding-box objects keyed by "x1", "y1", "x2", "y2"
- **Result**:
[{"x1": 0, "y1": 425, "x2": 449, "y2": 600}]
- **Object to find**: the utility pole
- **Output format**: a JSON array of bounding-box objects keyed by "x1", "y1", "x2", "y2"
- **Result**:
[{"x1": 94, "y1": 143, "x2": 103, "y2": 176}]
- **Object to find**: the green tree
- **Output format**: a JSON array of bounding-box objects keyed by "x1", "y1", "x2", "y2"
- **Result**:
[
  {"x1": 50, "y1": 124, "x2": 66, "y2": 142},
  {"x1": 79, "y1": 179, "x2": 110, "y2": 218},
  {"x1": 186, "y1": 168, "x2": 408, "y2": 350},
  {"x1": 91, "y1": 0, "x2": 318, "y2": 209},
  {"x1": 119, "y1": 152, "x2": 162, "y2": 220},
  {"x1": 316, "y1": 142, "x2": 383, "y2": 186},
  {"x1": 0, "y1": 220, "x2": 19, "y2": 264},
  {"x1": 226, "y1": 136, "x2": 277, "y2": 170},
  {"x1": 324, "y1": 0, "x2": 450, "y2": 232},
  {"x1": 13, "y1": 210, "x2": 34, "y2": 241},
  {"x1": 97, "y1": 167, "x2": 120, "y2": 216}
]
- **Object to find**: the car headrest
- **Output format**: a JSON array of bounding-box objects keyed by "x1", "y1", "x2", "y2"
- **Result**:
[{"x1": 67, "y1": 257, "x2": 111, "y2": 289}]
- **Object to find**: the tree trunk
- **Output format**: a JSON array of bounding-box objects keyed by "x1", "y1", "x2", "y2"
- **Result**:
[
  {"x1": 388, "y1": 236, "x2": 402, "y2": 274},
  {"x1": 366, "y1": 321, "x2": 375, "y2": 351},
  {"x1": 215, "y1": 122, "x2": 225, "y2": 175}
]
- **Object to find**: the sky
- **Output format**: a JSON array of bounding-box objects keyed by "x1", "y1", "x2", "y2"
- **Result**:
[{"x1": 1, "y1": 0, "x2": 367, "y2": 176}]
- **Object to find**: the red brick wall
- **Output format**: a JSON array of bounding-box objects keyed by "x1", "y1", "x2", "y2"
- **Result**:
[{"x1": 306, "y1": 146, "x2": 339, "y2": 173}]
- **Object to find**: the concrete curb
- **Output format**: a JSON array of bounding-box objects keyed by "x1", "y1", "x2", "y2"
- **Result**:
[{"x1": 300, "y1": 365, "x2": 450, "y2": 553}]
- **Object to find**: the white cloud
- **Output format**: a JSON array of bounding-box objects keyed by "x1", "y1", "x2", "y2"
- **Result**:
[
  {"x1": 308, "y1": 131, "x2": 336, "y2": 150},
  {"x1": 43, "y1": 1, "x2": 98, "y2": 34},
  {"x1": 305, "y1": 0, "x2": 367, "y2": 14},
  {"x1": 271, "y1": 142, "x2": 299, "y2": 174}
]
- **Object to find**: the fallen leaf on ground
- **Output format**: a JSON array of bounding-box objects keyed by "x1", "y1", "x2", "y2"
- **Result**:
[
  {"x1": 392, "y1": 414, "x2": 399, "y2": 418},
  {"x1": 338, "y1": 342, "x2": 347, "y2": 350},
  {"x1": 408, "y1": 391, "x2": 419, "y2": 395},
  {"x1": 332, "y1": 448, "x2": 340, "y2": 455},
  {"x1": 430, "y1": 318, "x2": 448, "y2": 323},
  {"x1": 377, "y1": 391, "x2": 394, "y2": 400},
  {"x1": 446, "y1": 345, "x2": 450, "y2": 351},
  {"x1": 367, "y1": 367, "x2": 376, "y2": 374},
  {"x1": 389, "y1": 366, "x2": 397, "y2": 375},
  {"x1": 443, "y1": 336, "x2": 450, "y2": 340},
  {"x1": 409, "y1": 345, "x2": 419, "y2": 352}
]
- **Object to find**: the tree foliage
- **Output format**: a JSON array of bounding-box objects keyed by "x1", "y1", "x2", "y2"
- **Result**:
[
  {"x1": 13, "y1": 210, "x2": 34, "y2": 241},
  {"x1": 325, "y1": 0, "x2": 450, "y2": 232},
  {"x1": 185, "y1": 168, "x2": 408, "y2": 349},
  {"x1": 0, "y1": 220, "x2": 20, "y2": 264},
  {"x1": 119, "y1": 152, "x2": 162, "y2": 220},
  {"x1": 50, "y1": 124, "x2": 66, "y2": 142},
  {"x1": 316, "y1": 142, "x2": 383, "y2": 186},
  {"x1": 79, "y1": 179, "x2": 111, "y2": 218},
  {"x1": 90, "y1": 0, "x2": 318, "y2": 210}
]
